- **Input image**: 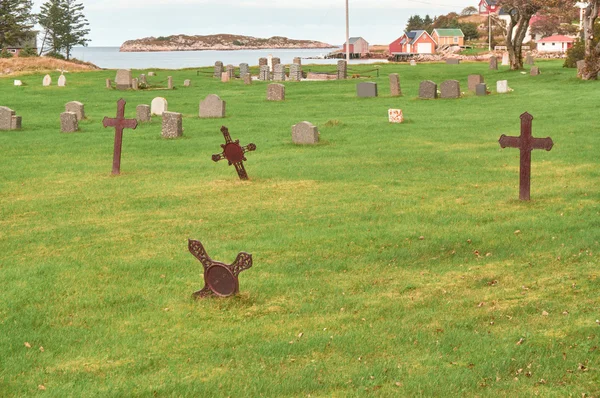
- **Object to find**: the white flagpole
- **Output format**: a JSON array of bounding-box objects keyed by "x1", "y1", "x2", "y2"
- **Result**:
[{"x1": 345, "y1": 0, "x2": 350, "y2": 62}]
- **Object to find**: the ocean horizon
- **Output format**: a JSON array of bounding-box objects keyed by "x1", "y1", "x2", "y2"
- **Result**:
[{"x1": 69, "y1": 46, "x2": 388, "y2": 69}]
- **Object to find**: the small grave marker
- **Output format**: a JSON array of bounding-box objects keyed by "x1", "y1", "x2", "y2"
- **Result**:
[
  {"x1": 388, "y1": 109, "x2": 404, "y2": 123},
  {"x1": 267, "y1": 83, "x2": 285, "y2": 101},
  {"x1": 357, "y1": 82, "x2": 378, "y2": 98},
  {"x1": 212, "y1": 126, "x2": 256, "y2": 180},
  {"x1": 476, "y1": 83, "x2": 487, "y2": 96},
  {"x1": 489, "y1": 56, "x2": 498, "y2": 70},
  {"x1": 199, "y1": 94, "x2": 226, "y2": 118},
  {"x1": 440, "y1": 80, "x2": 460, "y2": 99},
  {"x1": 60, "y1": 112, "x2": 78, "y2": 133},
  {"x1": 530, "y1": 66, "x2": 540, "y2": 76},
  {"x1": 102, "y1": 98, "x2": 138, "y2": 175},
  {"x1": 115, "y1": 69, "x2": 132, "y2": 90},
  {"x1": 468, "y1": 75, "x2": 484, "y2": 92},
  {"x1": 214, "y1": 61, "x2": 224, "y2": 78},
  {"x1": 389, "y1": 73, "x2": 401, "y2": 96},
  {"x1": 151, "y1": 97, "x2": 168, "y2": 116},
  {"x1": 161, "y1": 111, "x2": 183, "y2": 138},
  {"x1": 419, "y1": 80, "x2": 437, "y2": 99},
  {"x1": 0, "y1": 106, "x2": 21, "y2": 130},
  {"x1": 65, "y1": 101, "x2": 85, "y2": 120},
  {"x1": 57, "y1": 75, "x2": 66, "y2": 87},
  {"x1": 337, "y1": 60, "x2": 347, "y2": 79},
  {"x1": 292, "y1": 121, "x2": 319, "y2": 144},
  {"x1": 136, "y1": 104, "x2": 151, "y2": 122},
  {"x1": 43, "y1": 75, "x2": 51, "y2": 86},
  {"x1": 497, "y1": 80, "x2": 509, "y2": 94}
]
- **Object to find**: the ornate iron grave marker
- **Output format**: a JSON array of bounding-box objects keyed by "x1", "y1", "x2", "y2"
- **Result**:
[
  {"x1": 188, "y1": 239, "x2": 252, "y2": 298},
  {"x1": 498, "y1": 112, "x2": 553, "y2": 201},
  {"x1": 103, "y1": 98, "x2": 138, "y2": 175},
  {"x1": 212, "y1": 126, "x2": 256, "y2": 180}
]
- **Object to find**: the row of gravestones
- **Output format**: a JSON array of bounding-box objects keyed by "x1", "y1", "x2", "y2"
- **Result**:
[
  {"x1": 214, "y1": 59, "x2": 348, "y2": 82},
  {"x1": 489, "y1": 53, "x2": 535, "y2": 70},
  {"x1": 106, "y1": 70, "x2": 191, "y2": 90},
  {"x1": 42, "y1": 74, "x2": 67, "y2": 87}
]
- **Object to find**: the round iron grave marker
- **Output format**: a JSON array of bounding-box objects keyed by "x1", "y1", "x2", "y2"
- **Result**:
[{"x1": 205, "y1": 264, "x2": 237, "y2": 297}]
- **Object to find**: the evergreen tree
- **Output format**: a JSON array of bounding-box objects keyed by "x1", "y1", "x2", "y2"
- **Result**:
[
  {"x1": 0, "y1": 0, "x2": 34, "y2": 48},
  {"x1": 38, "y1": 0, "x2": 89, "y2": 60},
  {"x1": 405, "y1": 15, "x2": 424, "y2": 32},
  {"x1": 60, "y1": 0, "x2": 89, "y2": 60}
]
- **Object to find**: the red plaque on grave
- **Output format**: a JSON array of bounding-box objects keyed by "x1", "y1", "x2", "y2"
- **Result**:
[
  {"x1": 499, "y1": 112, "x2": 553, "y2": 201},
  {"x1": 102, "y1": 98, "x2": 138, "y2": 175},
  {"x1": 188, "y1": 239, "x2": 253, "y2": 298},
  {"x1": 212, "y1": 126, "x2": 256, "y2": 180}
]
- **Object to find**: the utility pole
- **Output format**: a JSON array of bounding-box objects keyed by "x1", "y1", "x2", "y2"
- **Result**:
[
  {"x1": 345, "y1": 0, "x2": 350, "y2": 62},
  {"x1": 488, "y1": 13, "x2": 492, "y2": 51}
]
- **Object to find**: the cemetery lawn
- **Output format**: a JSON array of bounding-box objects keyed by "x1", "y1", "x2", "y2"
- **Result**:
[{"x1": 1, "y1": 60, "x2": 598, "y2": 397}]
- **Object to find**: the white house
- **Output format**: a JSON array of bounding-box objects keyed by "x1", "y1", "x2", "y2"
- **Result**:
[{"x1": 537, "y1": 35, "x2": 575, "y2": 53}]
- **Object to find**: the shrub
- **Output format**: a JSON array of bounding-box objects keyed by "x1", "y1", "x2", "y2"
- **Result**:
[
  {"x1": 19, "y1": 45, "x2": 38, "y2": 58},
  {"x1": 46, "y1": 51, "x2": 65, "y2": 60},
  {"x1": 0, "y1": 48, "x2": 14, "y2": 58}
]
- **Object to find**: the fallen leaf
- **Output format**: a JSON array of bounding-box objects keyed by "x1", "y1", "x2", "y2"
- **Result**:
[
  {"x1": 478, "y1": 302, "x2": 486, "y2": 307},
  {"x1": 24, "y1": 342, "x2": 31, "y2": 348},
  {"x1": 542, "y1": 311, "x2": 549, "y2": 316},
  {"x1": 514, "y1": 230, "x2": 521, "y2": 235},
  {"x1": 516, "y1": 338, "x2": 525, "y2": 345},
  {"x1": 298, "y1": 332, "x2": 303, "y2": 338},
  {"x1": 38, "y1": 385, "x2": 46, "y2": 390},
  {"x1": 395, "y1": 382, "x2": 402, "y2": 387},
  {"x1": 39, "y1": 346, "x2": 44, "y2": 352},
  {"x1": 419, "y1": 236, "x2": 425, "y2": 240}
]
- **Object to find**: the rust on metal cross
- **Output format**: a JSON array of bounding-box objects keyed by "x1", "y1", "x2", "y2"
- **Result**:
[
  {"x1": 188, "y1": 239, "x2": 253, "y2": 299},
  {"x1": 102, "y1": 98, "x2": 138, "y2": 175},
  {"x1": 498, "y1": 112, "x2": 553, "y2": 201},
  {"x1": 212, "y1": 126, "x2": 256, "y2": 180}
]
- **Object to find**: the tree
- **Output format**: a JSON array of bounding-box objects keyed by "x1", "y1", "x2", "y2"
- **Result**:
[
  {"x1": 580, "y1": 0, "x2": 600, "y2": 79},
  {"x1": 405, "y1": 15, "x2": 425, "y2": 32},
  {"x1": 461, "y1": 6, "x2": 478, "y2": 16},
  {"x1": 38, "y1": 0, "x2": 90, "y2": 60},
  {"x1": 530, "y1": 15, "x2": 578, "y2": 38},
  {"x1": 38, "y1": 0, "x2": 63, "y2": 55},
  {"x1": 0, "y1": 0, "x2": 34, "y2": 49},
  {"x1": 458, "y1": 22, "x2": 480, "y2": 41}
]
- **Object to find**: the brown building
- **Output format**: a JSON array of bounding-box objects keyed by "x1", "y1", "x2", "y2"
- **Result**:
[{"x1": 432, "y1": 29, "x2": 465, "y2": 47}]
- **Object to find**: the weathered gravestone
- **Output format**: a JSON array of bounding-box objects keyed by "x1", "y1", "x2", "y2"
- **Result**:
[
  {"x1": 419, "y1": 80, "x2": 437, "y2": 99},
  {"x1": 530, "y1": 66, "x2": 540, "y2": 76},
  {"x1": 60, "y1": 112, "x2": 78, "y2": 133},
  {"x1": 184, "y1": 79, "x2": 191, "y2": 87},
  {"x1": 577, "y1": 60, "x2": 586, "y2": 78},
  {"x1": 131, "y1": 78, "x2": 139, "y2": 90},
  {"x1": 273, "y1": 64, "x2": 286, "y2": 81},
  {"x1": 446, "y1": 59, "x2": 460, "y2": 65},
  {"x1": 468, "y1": 74, "x2": 484, "y2": 92},
  {"x1": 502, "y1": 52, "x2": 509, "y2": 66},
  {"x1": 239, "y1": 63, "x2": 250, "y2": 77},
  {"x1": 106, "y1": 79, "x2": 112, "y2": 89},
  {"x1": 357, "y1": 82, "x2": 378, "y2": 98},
  {"x1": 498, "y1": 112, "x2": 554, "y2": 201},
  {"x1": 161, "y1": 111, "x2": 183, "y2": 139},
  {"x1": 65, "y1": 101, "x2": 85, "y2": 121},
  {"x1": 440, "y1": 80, "x2": 460, "y2": 99},
  {"x1": 226, "y1": 65, "x2": 235, "y2": 79},
  {"x1": 337, "y1": 60, "x2": 347, "y2": 79},
  {"x1": 221, "y1": 72, "x2": 230, "y2": 83},
  {"x1": 410, "y1": 59, "x2": 417, "y2": 66},
  {"x1": 267, "y1": 83, "x2": 285, "y2": 101},
  {"x1": 243, "y1": 74, "x2": 252, "y2": 85},
  {"x1": 136, "y1": 104, "x2": 151, "y2": 122},
  {"x1": 525, "y1": 53, "x2": 535, "y2": 65},
  {"x1": 388, "y1": 109, "x2": 404, "y2": 123},
  {"x1": 259, "y1": 57, "x2": 268, "y2": 67},
  {"x1": 272, "y1": 57, "x2": 281, "y2": 68},
  {"x1": 102, "y1": 98, "x2": 138, "y2": 175},
  {"x1": 289, "y1": 63, "x2": 302, "y2": 81},
  {"x1": 292, "y1": 121, "x2": 319, "y2": 144},
  {"x1": 212, "y1": 126, "x2": 256, "y2": 180},
  {"x1": 293, "y1": 57, "x2": 301, "y2": 65},
  {"x1": 476, "y1": 83, "x2": 487, "y2": 96},
  {"x1": 14, "y1": 80, "x2": 22, "y2": 86},
  {"x1": 150, "y1": 97, "x2": 168, "y2": 116},
  {"x1": 489, "y1": 56, "x2": 498, "y2": 70},
  {"x1": 43, "y1": 75, "x2": 52, "y2": 86},
  {"x1": 139, "y1": 74, "x2": 147, "y2": 85},
  {"x1": 188, "y1": 239, "x2": 253, "y2": 299},
  {"x1": 0, "y1": 107, "x2": 21, "y2": 130},
  {"x1": 167, "y1": 76, "x2": 173, "y2": 89},
  {"x1": 389, "y1": 73, "x2": 401, "y2": 96},
  {"x1": 497, "y1": 80, "x2": 509, "y2": 94},
  {"x1": 58, "y1": 75, "x2": 66, "y2": 87},
  {"x1": 259, "y1": 65, "x2": 270, "y2": 81},
  {"x1": 148, "y1": 71, "x2": 156, "y2": 77},
  {"x1": 115, "y1": 69, "x2": 132, "y2": 90},
  {"x1": 214, "y1": 61, "x2": 224, "y2": 78},
  {"x1": 199, "y1": 94, "x2": 226, "y2": 118}
]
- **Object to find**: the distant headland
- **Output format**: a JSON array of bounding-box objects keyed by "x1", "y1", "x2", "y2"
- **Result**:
[{"x1": 120, "y1": 34, "x2": 335, "y2": 52}]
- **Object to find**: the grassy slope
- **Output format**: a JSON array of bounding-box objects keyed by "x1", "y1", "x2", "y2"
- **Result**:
[{"x1": 0, "y1": 61, "x2": 598, "y2": 397}]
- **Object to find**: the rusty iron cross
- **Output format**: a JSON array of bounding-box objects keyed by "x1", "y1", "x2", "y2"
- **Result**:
[
  {"x1": 499, "y1": 112, "x2": 554, "y2": 201},
  {"x1": 212, "y1": 126, "x2": 256, "y2": 180},
  {"x1": 102, "y1": 98, "x2": 138, "y2": 175},
  {"x1": 188, "y1": 239, "x2": 253, "y2": 298}
]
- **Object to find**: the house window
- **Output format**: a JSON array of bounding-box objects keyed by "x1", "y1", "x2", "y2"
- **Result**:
[
  {"x1": 8, "y1": 49, "x2": 17, "y2": 53},
  {"x1": 453, "y1": 37, "x2": 458, "y2": 43},
  {"x1": 552, "y1": 43, "x2": 555, "y2": 46}
]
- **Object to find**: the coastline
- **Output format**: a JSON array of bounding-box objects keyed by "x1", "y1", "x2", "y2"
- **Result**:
[{"x1": 119, "y1": 46, "x2": 338, "y2": 53}]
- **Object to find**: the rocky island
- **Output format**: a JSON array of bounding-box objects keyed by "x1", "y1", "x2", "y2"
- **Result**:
[{"x1": 120, "y1": 34, "x2": 334, "y2": 52}]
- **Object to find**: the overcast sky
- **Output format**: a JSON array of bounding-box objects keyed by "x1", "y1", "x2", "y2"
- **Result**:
[{"x1": 31, "y1": 0, "x2": 477, "y2": 46}]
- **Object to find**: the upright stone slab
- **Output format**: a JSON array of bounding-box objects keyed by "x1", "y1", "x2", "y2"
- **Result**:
[
  {"x1": 148, "y1": 72, "x2": 156, "y2": 76},
  {"x1": 243, "y1": 74, "x2": 252, "y2": 85},
  {"x1": 226, "y1": 65, "x2": 235, "y2": 79},
  {"x1": 468, "y1": 74, "x2": 484, "y2": 92},
  {"x1": 259, "y1": 65, "x2": 270, "y2": 81},
  {"x1": 388, "y1": 109, "x2": 404, "y2": 123},
  {"x1": 577, "y1": 60, "x2": 586, "y2": 78},
  {"x1": 214, "y1": 61, "x2": 224, "y2": 78},
  {"x1": 389, "y1": 73, "x2": 401, "y2": 96},
  {"x1": 445, "y1": 59, "x2": 460, "y2": 65},
  {"x1": 221, "y1": 72, "x2": 230, "y2": 83},
  {"x1": 525, "y1": 53, "x2": 534, "y2": 65},
  {"x1": 65, "y1": 101, "x2": 85, "y2": 121},
  {"x1": 267, "y1": 84, "x2": 285, "y2": 101},
  {"x1": 289, "y1": 63, "x2": 302, "y2": 81},
  {"x1": 167, "y1": 76, "x2": 173, "y2": 89},
  {"x1": 293, "y1": 57, "x2": 301, "y2": 65},
  {"x1": 337, "y1": 60, "x2": 347, "y2": 79},
  {"x1": 139, "y1": 74, "x2": 147, "y2": 85},
  {"x1": 273, "y1": 64, "x2": 286, "y2": 81},
  {"x1": 259, "y1": 57, "x2": 268, "y2": 67},
  {"x1": 60, "y1": 112, "x2": 78, "y2": 133},
  {"x1": 489, "y1": 56, "x2": 498, "y2": 70},
  {"x1": 58, "y1": 75, "x2": 66, "y2": 87},
  {"x1": 501, "y1": 53, "x2": 509, "y2": 66},
  {"x1": 136, "y1": 104, "x2": 151, "y2": 122},
  {"x1": 357, "y1": 82, "x2": 378, "y2": 98},
  {"x1": 199, "y1": 94, "x2": 226, "y2": 118},
  {"x1": 106, "y1": 79, "x2": 112, "y2": 89},
  {"x1": 497, "y1": 80, "x2": 509, "y2": 93},
  {"x1": 184, "y1": 79, "x2": 191, "y2": 87},
  {"x1": 115, "y1": 69, "x2": 132, "y2": 90},
  {"x1": 292, "y1": 121, "x2": 319, "y2": 144},
  {"x1": 161, "y1": 111, "x2": 183, "y2": 139},
  {"x1": 0, "y1": 106, "x2": 20, "y2": 130},
  {"x1": 239, "y1": 63, "x2": 250, "y2": 77},
  {"x1": 131, "y1": 78, "x2": 139, "y2": 90},
  {"x1": 530, "y1": 66, "x2": 540, "y2": 76},
  {"x1": 440, "y1": 80, "x2": 460, "y2": 99},
  {"x1": 475, "y1": 83, "x2": 487, "y2": 96},
  {"x1": 410, "y1": 60, "x2": 417, "y2": 66},
  {"x1": 272, "y1": 57, "x2": 281, "y2": 68},
  {"x1": 151, "y1": 97, "x2": 168, "y2": 116},
  {"x1": 419, "y1": 80, "x2": 437, "y2": 99},
  {"x1": 43, "y1": 75, "x2": 51, "y2": 86}
]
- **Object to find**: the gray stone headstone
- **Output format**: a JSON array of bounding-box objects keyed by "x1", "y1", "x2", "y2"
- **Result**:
[
  {"x1": 115, "y1": 69, "x2": 132, "y2": 90},
  {"x1": 497, "y1": 80, "x2": 509, "y2": 93},
  {"x1": 11, "y1": 115, "x2": 21, "y2": 130},
  {"x1": 136, "y1": 104, "x2": 151, "y2": 122},
  {"x1": 106, "y1": 79, "x2": 112, "y2": 89},
  {"x1": 357, "y1": 82, "x2": 378, "y2": 98},
  {"x1": 243, "y1": 74, "x2": 252, "y2": 85},
  {"x1": 226, "y1": 65, "x2": 235, "y2": 79},
  {"x1": 577, "y1": 60, "x2": 586, "y2": 78},
  {"x1": 530, "y1": 66, "x2": 540, "y2": 76},
  {"x1": 440, "y1": 80, "x2": 460, "y2": 99},
  {"x1": 43, "y1": 74, "x2": 51, "y2": 86},
  {"x1": 0, "y1": 106, "x2": 20, "y2": 130},
  {"x1": 273, "y1": 64, "x2": 286, "y2": 81},
  {"x1": 445, "y1": 59, "x2": 460, "y2": 65},
  {"x1": 289, "y1": 63, "x2": 302, "y2": 81},
  {"x1": 214, "y1": 61, "x2": 223, "y2": 78},
  {"x1": 468, "y1": 74, "x2": 484, "y2": 92},
  {"x1": 337, "y1": 60, "x2": 347, "y2": 79},
  {"x1": 272, "y1": 57, "x2": 281, "y2": 68},
  {"x1": 139, "y1": 74, "x2": 147, "y2": 85},
  {"x1": 293, "y1": 57, "x2": 302, "y2": 65},
  {"x1": 292, "y1": 121, "x2": 319, "y2": 144},
  {"x1": 267, "y1": 83, "x2": 285, "y2": 101},
  {"x1": 183, "y1": 79, "x2": 191, "y2": 87},
  {"x1": 419, "y1": 80, "x2": 437, "y2": 99},
  {"x1": 239, "y1": 63, "x2": 250, "y2": 77},
  {"x1": 167, "y1": 76, "x2": 173, "y2": 89},
  {"x1": 476, "y1": 83, "x2": 487, "y2": 96},
  {"x1": 161, "y1": 111, "x2": 183, "y2": 139},
  {"x1": 58, "y1": 75, "x2": 66, "y2": 87},
  {"x1": 132, "y1": 78, "x2": 139, "y2": 90},
  {"x1": 148, "y1": 72, "x2": 156, "y2": 76},
  {"x1": 410, "y1": 60, "x2": 417, "y2": 66},
  {"x1": 60, "y1": 112, "x2": 78, "y2": 133},
  {"x1": 525, "y1": 54, "x2": 534, "y2": 65},
  {"x1": 259, "y1": 57, "x2": 268, "y2": 67},
  {"x1": 389, "y1": 73, "x2": 401, "y2": 96},
  {"x1": 489, "y1": 56, "x2": 498, "y2": 70},
  {"x1": 65, "y1": 101, "x2": 85, "y2": 121},
  {"x1": 199, "y1": 94, "x2": 226, "y2": 118},
  {"x1": 259, "y1": 65, "x2": 270, "y2": 81},
  {"x1": 151, "y1": 97, "x2": 168, "y2": 116}
]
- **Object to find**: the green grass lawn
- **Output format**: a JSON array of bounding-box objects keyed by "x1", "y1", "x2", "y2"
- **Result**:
[{"x1": 0, "y1": 60, "x2": 598, "y2": 397}]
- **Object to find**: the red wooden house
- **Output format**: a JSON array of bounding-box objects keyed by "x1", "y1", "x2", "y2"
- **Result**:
[{"x1": 389, "y1": 30, "x2": 436, "y2": 55}]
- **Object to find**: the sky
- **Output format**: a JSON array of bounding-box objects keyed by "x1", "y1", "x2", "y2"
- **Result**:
[{"x1": 31, "y1": 0, "x2": 478, "y2": 46}]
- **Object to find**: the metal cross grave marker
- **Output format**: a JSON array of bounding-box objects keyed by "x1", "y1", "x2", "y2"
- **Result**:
[
  {"x1": 212, "y1": 126, "x2": 256, "y2": 180},
  {"x1": 188, "y1": 239, "x2": 253, "y2": 298},
  {"x1": 102, "y1": 98, "x2": 138, "y2": 175},
  {"x1": 498, "y1": 112, "x2": 553, "y2": 201}
]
